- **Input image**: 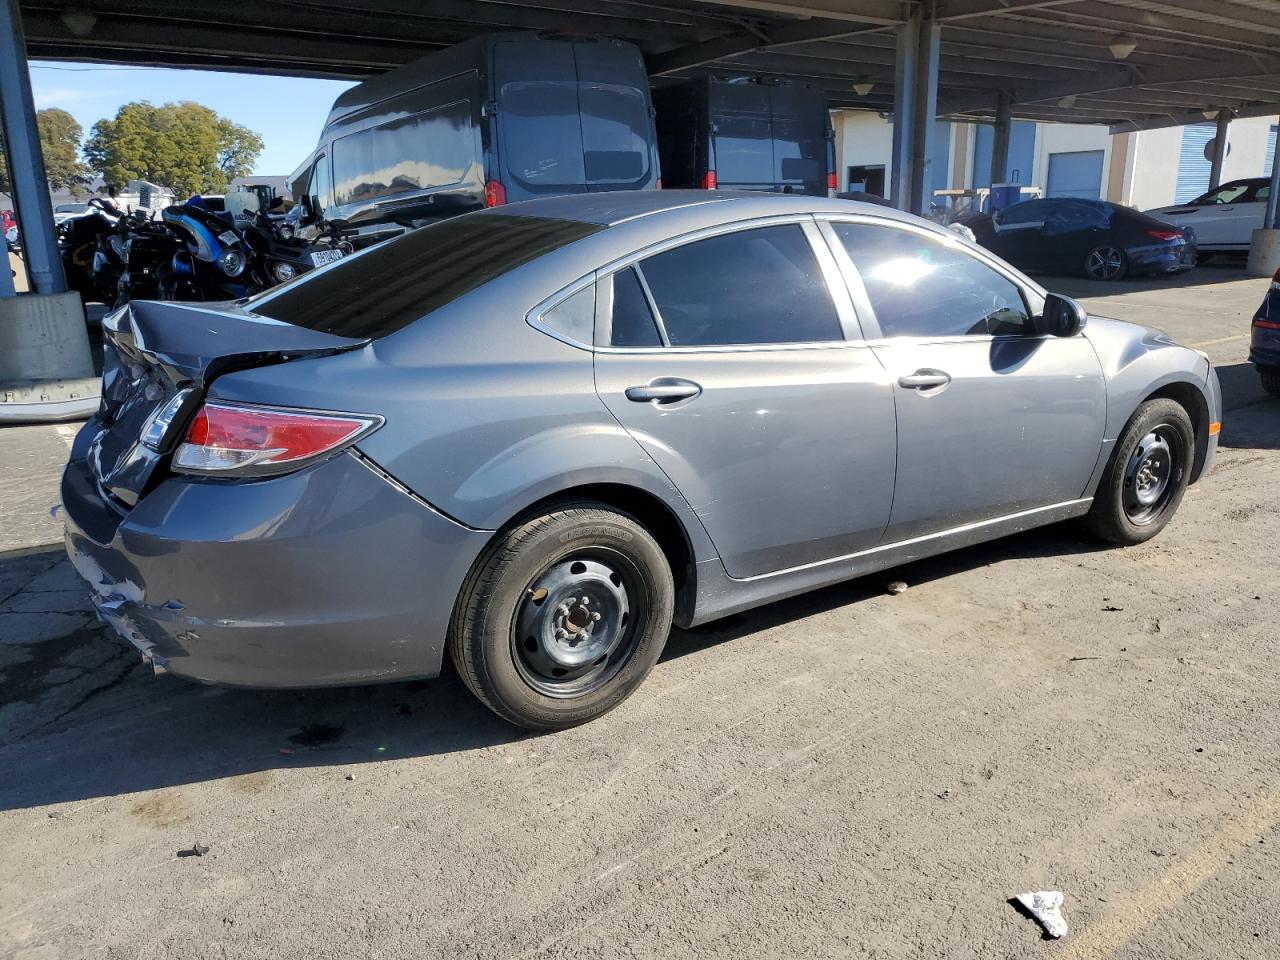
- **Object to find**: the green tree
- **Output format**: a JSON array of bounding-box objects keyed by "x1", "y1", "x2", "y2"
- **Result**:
[
  {"x1": 0, "y1": 107, "x2": 92, "y2": 196},
  {"x1": 84, "y1": 101, "x2": 263, "y2": 195}
]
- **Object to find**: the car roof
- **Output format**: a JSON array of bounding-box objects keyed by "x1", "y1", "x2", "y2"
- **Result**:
[{"x1": 476, "y1": 189, "x2": 924, "y2": 228}]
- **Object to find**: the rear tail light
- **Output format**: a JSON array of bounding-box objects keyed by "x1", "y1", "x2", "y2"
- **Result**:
[
  {"x1": 827, "y1": 172, "x2": 837, "y2": 191},
  {"x1": 484, "y1": 180, "x2": 506, "y2": 208},
  {"x1": 701, "y1": 170, "x2": 717, "y2": 190},
  {"x1": 1148, "y1": 229, "x2": 1182, "y2": 241},
  {"x1": 173, "y1": 401, "x2": 382, "y2": 477},
  {"x1": 655, "y1": 178, "x2": 662, "y2": 190}
]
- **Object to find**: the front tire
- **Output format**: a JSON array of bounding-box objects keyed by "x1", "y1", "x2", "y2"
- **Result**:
[
  {"x1": 1084, "y1": 244, "x2": 1127, "y2": 281},
  {"x1": 1085, "y1": 398, "x2": 1194, "y2": 545},
  {"x1": 449, "y1": 501, "x2": 674, "y2": 731}
]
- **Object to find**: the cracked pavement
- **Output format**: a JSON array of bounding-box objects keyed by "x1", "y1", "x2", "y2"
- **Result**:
[{"x1": 1, "y1": 266, "x2": 1278, "y2": 960}]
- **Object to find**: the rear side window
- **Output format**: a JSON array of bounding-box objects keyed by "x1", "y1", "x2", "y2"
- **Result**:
[
  {"x1": 331, "y1": 100, "x2": 473, "y2": 207},
  {"x1": 638, "y1": 224, "x2": 842, "y2": 347},
  {"x1": 251, "y1": 214, "x2": 603, "y2": 339},
  {"x1": 834, "y1": 222, "x2": 1030, "y2": 338}
]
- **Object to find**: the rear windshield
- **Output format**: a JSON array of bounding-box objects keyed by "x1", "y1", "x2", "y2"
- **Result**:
[{"x1": 250, "y1": 214, "x2": 603, "y2": 338}]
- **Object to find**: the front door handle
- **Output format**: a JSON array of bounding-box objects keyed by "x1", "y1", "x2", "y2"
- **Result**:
[
  {"x1": 625, "y1": 378, "x2": 702, "y2": 404},
  {"x1": 898, "y1": 369, "x2": 951, "y2": 390}
]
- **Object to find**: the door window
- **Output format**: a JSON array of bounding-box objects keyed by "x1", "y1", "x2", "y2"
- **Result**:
[
  {"x1": 609, "y1": 267, "x2": 663, "y2": 347},
  {"x1": 579, "y1": 84, "x2": 650, "y2": 184},
  {"x1": 834, "y1": 222, "x2": 1031, "y2": 338},
  {"x1": 994, "y1": 199, "x2": 1049, "y2": 228},
  {"x1": 1192, "y1": 181, "x2": 1253, "y2": 205},
  {"x1": 637, "y1": 224, "x2": 843, "y2": 346},
  {"x1": 310, "y1": 155, "x2": 331, "y2": 216}
]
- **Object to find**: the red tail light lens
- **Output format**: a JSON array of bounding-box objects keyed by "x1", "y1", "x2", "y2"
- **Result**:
[
  {"x1": 655, "y1": 178, "x2": 662, "y2": 190},
  {"x1": 1148, "y1": 229, "x2": 1182, "y2": 240},
  {"x1": 484, "y1": 180, "x2": 506, "y2": 207},
  {"x1": 701, "y1": 170, "x2": 717, "y2": 190},
  {"x1": 827, "y1": 172, "x2": 837, "y2": 190},
  {"x1": 174, "y1": 401, "x2": 381, "y2": 476}
]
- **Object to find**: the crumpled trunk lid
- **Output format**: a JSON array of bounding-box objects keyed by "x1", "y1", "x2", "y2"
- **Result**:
[{"x1": 89, "y1": 300, "x2": 368, "y2": 508}]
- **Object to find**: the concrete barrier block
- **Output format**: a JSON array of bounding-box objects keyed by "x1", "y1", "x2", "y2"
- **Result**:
[
  {"x1": 0, "y1": 291, "x2": 93, "y2": 381},
  {"x1": 1247, "y1": 228, "x2": 1280, "y2": 277}
]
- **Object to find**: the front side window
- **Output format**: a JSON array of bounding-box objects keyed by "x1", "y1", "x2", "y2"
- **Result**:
[
  {"x1": 994, "y1": 200, "x2": 1049, "y2": 227},
  {"x1": 834, "y1": 222, "x2": 1030, "y2": 338},
  {"x1": 310, "y1": 154, "x2": 332, "y2": 216},
  {"x1": 331, "y1": 100, "x2": 473, "y2": 208},
  {"x1": 637, "y1": 224, "x2": 843, "y2": 347},
  {"x1": 1194, "y1": 182, "x2": 1252, "y2": 205}
]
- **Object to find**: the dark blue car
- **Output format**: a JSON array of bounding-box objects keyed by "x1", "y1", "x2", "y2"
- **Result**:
[
  {"x1": 1250, "y1": 269, "x2": 1280, "y2": 397},
  {"x1": 962, "y1": 197, "x2": 1197, "y2": 281}
]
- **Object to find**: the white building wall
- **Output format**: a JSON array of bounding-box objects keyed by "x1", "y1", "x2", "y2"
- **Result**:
[
  {"x1": 832, "y1": 111, "x2": 895, "y2": 191},
  {"x1": 1128, "y1": 115, "x2": 1276, "y2": 210}
]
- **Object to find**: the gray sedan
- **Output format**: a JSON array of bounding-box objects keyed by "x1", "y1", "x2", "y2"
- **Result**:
[{"x1": 62, "y1": 192, "x2": 1222, "y2": 729}]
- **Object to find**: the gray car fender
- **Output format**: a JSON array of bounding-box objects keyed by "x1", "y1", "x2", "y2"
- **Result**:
[{"x1": 1080, "y1": 316, "x2": 1214, "y2": 496}]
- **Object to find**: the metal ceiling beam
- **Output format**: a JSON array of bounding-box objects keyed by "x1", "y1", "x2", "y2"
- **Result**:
[
  {"x1": 934, "y1": 0, "x2": 1086, "y2": 20},
  {"x1": 739, "y1": 37, "x2": 1088, "y2": 78},
  {"x1": 678, "y1": 0, "x2": 907, "y2": 25},
  {"x1": 646, "y1": 16, "x2": 887, "y2": 76},
  {"x1": 1108, "y1": 98, "x2": 1280, "y2": 133}
]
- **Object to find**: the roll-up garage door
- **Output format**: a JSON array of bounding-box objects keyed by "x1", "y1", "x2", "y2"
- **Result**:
[{"x1": 1046, "y1": 149, "x2": 1104, "y2": 199}]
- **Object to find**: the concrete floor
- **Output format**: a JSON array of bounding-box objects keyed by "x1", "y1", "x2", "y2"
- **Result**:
[{"x1": 2, "y1": 266, "x2": 1278, "y2": 960}]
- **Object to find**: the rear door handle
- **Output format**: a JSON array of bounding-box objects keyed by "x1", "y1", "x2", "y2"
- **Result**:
[
  {"x1": 898, "y1": 369, "x2": 952, "y2": 390},
  {"x1": 625, "y1": 379, "x2": 702, "y2": 404}
]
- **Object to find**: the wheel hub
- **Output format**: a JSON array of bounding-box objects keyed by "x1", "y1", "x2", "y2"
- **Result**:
[
  {"x1": 514, "y1": 557, "x2": 631, "y2": 696},
  {"x1": 1123, "y1": 430, "x2": 1175, "y2": 521}
]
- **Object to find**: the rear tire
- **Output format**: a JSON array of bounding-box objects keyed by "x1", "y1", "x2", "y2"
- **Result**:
[
  {"x1": 449, "y1": 501, "x2": 674, "y2": 731},
  {"x1": 1084, "y1": 244, "x2": 1128, "y2": 281},
  {"x1": 1085, "y1": 398, "x2": 1194, "y2": 546},
  {"x1": 1260, "y1": 366, "x2": 1280, "y2": 398}
]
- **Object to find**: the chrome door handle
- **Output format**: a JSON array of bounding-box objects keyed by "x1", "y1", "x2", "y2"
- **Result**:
[
  {"x1": 625, "y1": 379, "x2": 702, "y2": 404},
  {"x1": 898, "y1": 369, "x2": 951, "y2": 390}
]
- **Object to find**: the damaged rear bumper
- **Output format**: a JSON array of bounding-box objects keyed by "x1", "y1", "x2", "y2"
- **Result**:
[{"x1": 61, "y1": 446, "x2": 491, "y2": 688}]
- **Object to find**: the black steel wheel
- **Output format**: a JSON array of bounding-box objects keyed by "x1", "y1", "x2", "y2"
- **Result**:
[
  {"x1": 1085, "y1": 398, "x2": 1194, "y2": 545},
  {"x1": 1084, "y1": 244, "x2": 1127, "y2": 282},
  {"x1": 449, "y1": 500, "x2": 673, "y2": 730}
]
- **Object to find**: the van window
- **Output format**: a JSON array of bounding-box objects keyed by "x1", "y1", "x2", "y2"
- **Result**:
[
  {"x1": 579, "y1": 85, "x2": 650, "y2": 183},
  {"x1": 715, "y1": 117, "x2": 772, "y2": 185},
  {"x1": 502, "y1": 82, "x2": 650, "y2": 189},
  {"x1": 331, "y1": 100, "x2": 473, "y2": 207},
  {"x1": 774, "y1": 121, "x2": 823, "y2": 185}
]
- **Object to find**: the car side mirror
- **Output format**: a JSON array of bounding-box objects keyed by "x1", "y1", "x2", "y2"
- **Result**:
[{"x1": 1039, "y1": 293, "x2": 1087, "y2": 337}]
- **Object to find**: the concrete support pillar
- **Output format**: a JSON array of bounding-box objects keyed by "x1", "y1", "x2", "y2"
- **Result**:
[
  {"x1": 1208, "y1": 109, "x2": 1230, "y2": 190},
  {"x1": 1246, "y1": 128, "x2": 1280, "y2": 277},
  {"x1": 889, "y1": 14, "x2": 918, "y2": 211},
  {"x1": 890, "y1": 3, "x2": 940, "y2": 215},
  {"x1": 0, "y1": 0, "x2": 97, "y2": 423},
  {"x1": 990, "y1": 91, "x2": 1012, "y2": 187},
  {"x1": 0, "y1": 0, "x2": 65, "y2": 296}
]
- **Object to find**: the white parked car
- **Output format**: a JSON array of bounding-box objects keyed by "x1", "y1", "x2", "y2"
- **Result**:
[
  {"x1": 52, "y1": 202, "x2": 93, "y2": 226},
  {"x1": 1147, "y1": 177, "x2": 1270, "y2": 254}
]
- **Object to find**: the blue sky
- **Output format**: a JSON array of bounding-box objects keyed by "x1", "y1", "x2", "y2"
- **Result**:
[{"x1": 29, "y1": 62, "x2": 356, "y2": 176}]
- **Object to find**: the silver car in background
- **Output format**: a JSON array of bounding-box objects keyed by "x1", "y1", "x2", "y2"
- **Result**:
[{"x1": 62, "y1": 192, "x2": 1222, "y2": 730}]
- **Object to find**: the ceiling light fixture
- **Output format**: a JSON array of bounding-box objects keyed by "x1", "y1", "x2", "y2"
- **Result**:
[
  {"x1": 852, "y1": 77, "x2": 874, "y2": 97},
  {"x1": 1058, "y1": 95, "x2": 1077, "y2": 108},
  {"x1": 60, "y1": 7, "x2": 97, "y2": 37},
  {"x1": 1108, "y1": 33, "x2": 1137, "y2": 60}
]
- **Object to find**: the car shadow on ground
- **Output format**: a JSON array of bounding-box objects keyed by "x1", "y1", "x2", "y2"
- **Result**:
[
  {"x1": 1215, "y1": 362, "x2": 1280, "y2": 449},
  {"x1": 1030, "y1": 261, "x2": 1251, "y2": 299},
  {"x1": 0, "y1": 523, "x2": 1111, "y2": 813}
]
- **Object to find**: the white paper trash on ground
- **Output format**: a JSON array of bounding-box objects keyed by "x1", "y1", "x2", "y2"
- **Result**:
[{"x1": 1014, "y1": 890, "x2": 1068, "y2": 939}]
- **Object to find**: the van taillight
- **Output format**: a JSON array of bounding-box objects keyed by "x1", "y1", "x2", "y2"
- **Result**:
[
  {"x1": 655, "y1": 178, "x2": 662, "y2": 190},
  {"x1": 827, "y1": 172, "x2": 837, "y2": 190},
  {"x1": 484, "y1": 180, "x2": 506, "y2": 207},
  {"x1": 701, "y1": 170, "x2": 717, "y2": 190}
]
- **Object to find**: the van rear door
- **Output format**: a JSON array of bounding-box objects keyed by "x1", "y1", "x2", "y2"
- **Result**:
[
  {"x1": 493, "y1": 38, "x2": 654, "y2": 200},
  {"x1": 710, "y1": 82, "x2": 827, "y2": 196}
]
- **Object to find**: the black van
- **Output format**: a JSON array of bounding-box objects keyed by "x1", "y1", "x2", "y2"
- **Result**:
[
  {"x1": 291, "y1": 33, "x2": 661, "y2": 244},
  {"x1": 653, "y1": 77, "x2": 834, "y2": 196}
]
